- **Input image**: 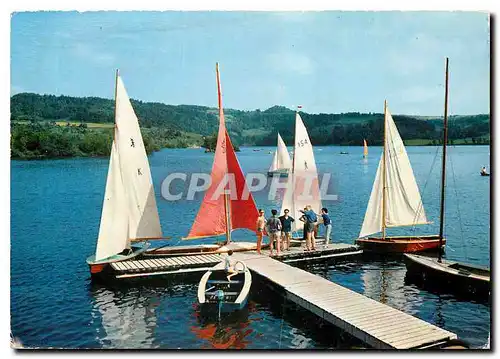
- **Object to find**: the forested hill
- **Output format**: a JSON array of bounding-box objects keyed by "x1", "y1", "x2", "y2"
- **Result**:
[{"x1": 11, "y1": 93, "x2": 490, "y2": 146}]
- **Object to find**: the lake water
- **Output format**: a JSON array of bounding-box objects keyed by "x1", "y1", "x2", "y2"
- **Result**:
[{"x1": 10, "y1": 145, "x2": 491, "y2": 349}]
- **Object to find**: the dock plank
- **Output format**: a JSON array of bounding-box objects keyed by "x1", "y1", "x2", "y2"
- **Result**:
[
  {"x1": 113, "y1": 262, "x2": 126, "y2": 271},
  {"x1": 142, "y1": 259, "x2": 158, "y2": 268},
  {"x1": 182, "y1": 256, "x2": 198, "y2": 265},
  {"x1": 126, "y1": 261, "x2": 139, "y2": 270},
  {"x1": 133, "y1": 261, "x2": 147, "y2": 270},
  {"x1": 150, "y1": 258, "x2": 164, "y2": 268},
  {"x1": 155, "y1": 258, "x2": 170, "y2": 267},
  {"x1": 169, "y1": 257, "x2": 184, "y2": 266}
]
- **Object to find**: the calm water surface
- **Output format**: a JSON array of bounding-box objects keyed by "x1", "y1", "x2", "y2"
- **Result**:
[{"x1": 11, "y1": 145, "x2": 490, "y2": 349}]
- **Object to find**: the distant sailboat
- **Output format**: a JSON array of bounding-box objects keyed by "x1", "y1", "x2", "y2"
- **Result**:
[
  {"x1": 363, "y1": 139, "x2": 368, "y2": 158},
  {"x1": 86, "y1": 71, "x2": 164, "y2": 275},
  {"x1": 281, "y1": 110, "x2": 323, "y2": 233},
  {"x1": 184, "y1": 63, "x2": 259, "y2": 244},
  {"x1": 355, "y1": 100, "x2": 444, "y2": 253},
  {"x1": 267, "y1": 133, "x2": 292, "y2": 177}
]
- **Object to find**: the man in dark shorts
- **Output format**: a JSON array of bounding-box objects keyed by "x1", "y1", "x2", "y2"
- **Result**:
[
  {"x1": 279, "y1": 209, "x2": 295, "y2": 251},
  {"x1": 299, "y1": 205, "x2": 317, "y2": 251},
  {"x1": 266, "y1": 209, "x2": 282, "y2": 256}
]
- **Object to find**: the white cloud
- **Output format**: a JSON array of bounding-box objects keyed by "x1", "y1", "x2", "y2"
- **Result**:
[
  {"x1": 268, "y1": 51, "x2": 315, "y2": 75},
  {"x1": 399, "y1": 85, "x2": 442, "y2": 104},
  {"x1": 71, "y1": 43, "x2": 115, "y2": 66}
]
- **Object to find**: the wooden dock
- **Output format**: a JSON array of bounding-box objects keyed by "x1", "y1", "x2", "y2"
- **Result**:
[
  {"x1": 266, "y1": 242, "x2": 362, "y2": 263},
  {"x1": 231, "y1": 251, "x2": 458, "y2": 349},
  {"x1": 111, "y1": 253, "x2": 223, "y2": 279},
  {"x1": 111, "y1": 243, "x2": 361, "y2": 279}
]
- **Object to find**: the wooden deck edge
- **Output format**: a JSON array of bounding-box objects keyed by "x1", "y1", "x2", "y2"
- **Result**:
[
  {"x1": 283, "y1": 250, "x2": 364, "y2": 263},
  {"x1": 115, "y1": 266, "x2": 216, "y2": 279}
]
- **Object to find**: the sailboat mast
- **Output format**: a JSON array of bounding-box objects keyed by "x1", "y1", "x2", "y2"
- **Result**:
[
  {"x1": 216, "y1": 62, "x2": 232, "y2": 245},
  {"x1": 114, "y1": 69, "x2": 119, "y2": 134},
  {"x1": 381, "y1": 100, "x2": 388, "y2": 239},
  {"x1": 224, "y1": 192, "x2": 231, "y2": 244},
  {"x1": 438, "y1": 58, "x2": 449, "y2": 262}
]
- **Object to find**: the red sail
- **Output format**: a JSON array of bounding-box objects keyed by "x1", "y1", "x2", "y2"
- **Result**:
[
  {"x1": 224, "y1": 129, "x2": 259, "y2": 234},
  {"x1": 185, "y1": 64, "x2": 258, "y2": 239}
]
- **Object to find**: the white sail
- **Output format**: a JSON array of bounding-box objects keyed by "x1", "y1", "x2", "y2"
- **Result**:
[
  {"x1": 268, "y1": 133, "x2": 292, "y2": 172},
  {"x1": 95, "y1": 140, "x2": 129, "y2": 261},
  {"x1": 268, "y1": 151, "x2": 279, "y2": 172},
  {"x1": 276, "y1": 133, "x2": 292, "y2": 169},
  {"x1": 359, "y1": 106, "x2": 428, "y2": 238},
  {"x1": 282, "y1": 113, "x2": 322, "y2": 231},
  {"x1": 114, "y1": 76, "x2": 163, "y2": 240}
]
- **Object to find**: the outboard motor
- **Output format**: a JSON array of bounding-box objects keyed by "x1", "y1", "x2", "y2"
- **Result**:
[{"x1": 216, "y1": 290, "x2": 225, "y2": 320}]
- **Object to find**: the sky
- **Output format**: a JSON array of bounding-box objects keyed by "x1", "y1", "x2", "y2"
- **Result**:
[{"x1": 10, "y1": 11, "x2": 490, "y2": 115}]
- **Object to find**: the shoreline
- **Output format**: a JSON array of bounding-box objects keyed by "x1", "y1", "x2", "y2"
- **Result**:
[{"x1": 11, "y1": 143, "x2": 490, "y2": 161}]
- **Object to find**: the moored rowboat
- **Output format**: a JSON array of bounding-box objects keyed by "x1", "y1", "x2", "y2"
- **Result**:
[{"x1": 198, "y1": 262, "x2": 252, "y2": 314}]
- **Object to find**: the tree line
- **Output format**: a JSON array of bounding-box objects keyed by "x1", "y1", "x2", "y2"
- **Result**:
[
  {"x1": 10, "y1": 122, "x2": 202, "y2": 160},
  {"x1": 10, "y1": 93, "x2": 490, "y2": 159}
]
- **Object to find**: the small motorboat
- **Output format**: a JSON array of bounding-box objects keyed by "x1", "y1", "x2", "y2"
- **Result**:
[
  {"x1": 198, "y1": 261, "x2": 252, "y2": 316},
  {"x1": 480, "y1": 171, "x2": 490, "y2": 176},
  {"x1": 340, "y1": 151, "x2": 349, "y2": 154},
  {"x1": 404, "y1": 253, "x2": 490, "y2": 297}
]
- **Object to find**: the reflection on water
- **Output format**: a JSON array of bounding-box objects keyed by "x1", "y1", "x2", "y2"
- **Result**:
[
  {"x1": 361, "y1": 261, "x2": 423, "y2": 316},
  {"x1": 90, "y1": 283, "x2": 158, "y2": 348},
  {"x1": 190, "y1": 303, "x2": 254, "y2": 349}
]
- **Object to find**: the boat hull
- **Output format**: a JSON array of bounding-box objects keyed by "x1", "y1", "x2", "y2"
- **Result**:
[
  {"x1": 267, "y1": 169, "x2": 289, "y2": 177},
  {"x1": 199, "y1": 297, "x2": 249, "y2": 313},
  {"x1": 480, "y1": 172, "x2": 490, "y2": 176},
  {"x1": 404, "y1": 253, "x2": 490, "y2": 297},
  {"x1": 355, "y1": 235, "x2": 445, "y2": 253},
  {"x1": 86, "y1": 243, "x2": 150, "y2": 275},
  {"x1": 144, "y1": 241, "x2": 268, "y2": 258}
]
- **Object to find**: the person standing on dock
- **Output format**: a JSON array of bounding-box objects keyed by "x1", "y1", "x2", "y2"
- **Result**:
[
  {"x1": 321, "y1": 208, "x2": 332, "y2": 247},
  {"x1": 256, "y1": 209, "x2": 266, "y2": 254},
  {"x1": 279, "y1": 209, "x2": 295, "y2": 251},
  {"x1": 266, "y1": 209, "x2": 282, "y2": 256},
  {"x1": 300, "y1": 205, "x2": 317, "y2": 251}
]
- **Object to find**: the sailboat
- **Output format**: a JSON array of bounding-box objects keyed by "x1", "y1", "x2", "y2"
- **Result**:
[
  {"x1": 267, "y1": 133, "x2": 292, "y2": 177},
  {"x1": 281, "y1": 109, "x2": 323, "y2": 238},
  {"x1": 142, "y1": 64, "x2": 263, "y2": 258},
  {"x1": 86, "y1": 71, "x2": 165, "y2": 275},
  {"x1": 183, "y1": 63, "x2": 259, "y2": 246},
  {"x1": 404, "y1": 58, "x2": 490, "y2": 296},
  {"x1": 363, "y1": 139, "x2": 368, "y2": 158},
  {"x1": 355, "y1": 101, "x2": 445, "y2": 253}
]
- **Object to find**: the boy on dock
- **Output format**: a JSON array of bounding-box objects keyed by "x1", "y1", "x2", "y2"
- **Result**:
[
  {"x1": 256, "y1": 209, "x2": 266, "y2": 254},
  {"x1": 266, "y1": 209, "x2": 282, "y2": 256},
  {"x1": 321, "y1": 207, "x2": 332, "y2": 247},
  {"x1": 224, "y1": 250, "x2": 237, "y2": 282},
  {"x1": 279, "y1": 209, "x2": 295, "y2": 251}
]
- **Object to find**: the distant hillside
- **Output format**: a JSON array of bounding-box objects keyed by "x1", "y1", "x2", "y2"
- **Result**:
[{"x1": 11, "y1": 93, "x2": 490, "y2": 148}]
